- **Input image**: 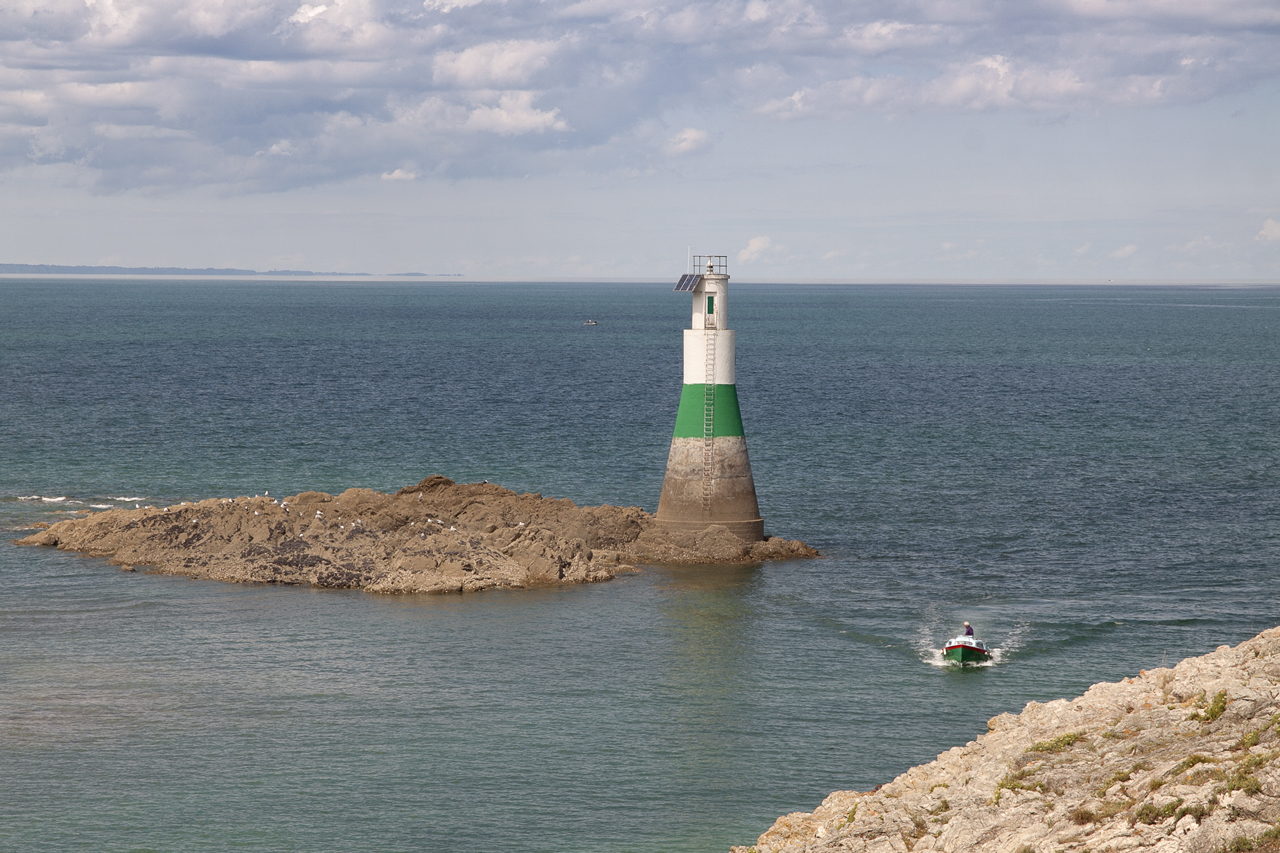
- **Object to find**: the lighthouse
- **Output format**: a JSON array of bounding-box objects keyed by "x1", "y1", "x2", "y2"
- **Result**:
[{"x1": 655, "y1": 255, "x2": 764, "y2": 541}]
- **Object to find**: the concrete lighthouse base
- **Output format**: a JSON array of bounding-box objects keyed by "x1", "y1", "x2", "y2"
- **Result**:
[
  {"x1": 656, "y1": 435, "x2": 764, "y2": 541},
  {"x1": 656, "y1": 377, "x2": 764, "y2": 541}
]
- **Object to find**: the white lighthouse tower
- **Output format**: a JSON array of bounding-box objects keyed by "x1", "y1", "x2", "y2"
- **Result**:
[{"x1": 655, "y1": 255, "x2": 764, "y2": 541}]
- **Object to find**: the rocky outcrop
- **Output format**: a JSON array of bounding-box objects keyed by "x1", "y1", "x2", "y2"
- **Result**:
[
  {"x1": 16, "y1": 475, "x2": 817, "y2": 594},
  {"x1": 734, "y1": 628, "x2": 1280, "y2": 853}
]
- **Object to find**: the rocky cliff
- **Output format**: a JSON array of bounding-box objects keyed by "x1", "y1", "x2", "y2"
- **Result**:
[
  {"x1": 734, "y1": 628, "x2": 1280, "y2": 853},
  {"x1": 17, "y1": 475, "x2": 816, "y2": 594}
]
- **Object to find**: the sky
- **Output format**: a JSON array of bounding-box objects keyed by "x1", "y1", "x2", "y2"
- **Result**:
[{"x1": 1, "y1": 0, "x2": 1278, "y2": 280}]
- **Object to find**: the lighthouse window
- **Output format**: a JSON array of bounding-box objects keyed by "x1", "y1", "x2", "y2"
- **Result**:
[{"x1": 706, "y1": 295, "x2": 715, "y2": 315}]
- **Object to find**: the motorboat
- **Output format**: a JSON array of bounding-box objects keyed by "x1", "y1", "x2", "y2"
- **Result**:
[{"x1": 943, "y1": 635, "x2": 992, "y2": 665}]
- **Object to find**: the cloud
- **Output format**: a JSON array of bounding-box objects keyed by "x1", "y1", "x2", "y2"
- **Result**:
[
  {"x1": 288, "y1": 5, "x2": 327, "y2": 24},
  {"x1": 1170, "y1": 235, "x2": 1223, "y2": 254},
  {"x1": 463, "y1": 92, "x2": 568, "y2": 134},
  {"x1": 381, "y1": 168, "x2": 417, "y2": 180},
  {"x1": 664, "y1": 127, "x2": 708, "y2": 155},
  {"x1": 433, "y1": 40, "x2": 560, "y2": 89},
  {"x1": 2, "y1": 0, "x2": 1278, "y2": 190},
  {"x1": 1109, "y1": 244, "x2": 1138, "y2": 258},
  {"x1": 738, "y1": 235, "x2": 774, "y2": 263},
  {"x1": 1257, "y1": 219, "x2": 1280, "y2": 242}
]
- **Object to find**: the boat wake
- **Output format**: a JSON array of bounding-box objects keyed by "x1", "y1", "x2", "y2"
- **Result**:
[
  {"x1": 913, "y1": 615, "x2": 1029, "y2": 668},
  {"x1": 921, "y1": 646, "x2": 1005, "y2": 668}
]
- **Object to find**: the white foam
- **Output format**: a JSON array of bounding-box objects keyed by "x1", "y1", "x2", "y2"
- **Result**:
[
  {"x1": 90, "y1": 504, "x2": 113, "y2": 509},
  {"x1": 41, "y1": 496, "x2": 67, "y2": 503},
  {"x1": 922, "y1": 647, "x2": 1004, "y2": 669},
  {"x1": 111, "y1": 497, "x2": 147, "y2": 502}
]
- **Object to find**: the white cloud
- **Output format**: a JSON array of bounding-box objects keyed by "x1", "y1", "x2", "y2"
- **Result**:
[
  {"x1": 433, "y1": 40, "x2": 560, "y2": 89},
  {"x1": 1170, "y1": 235, "x2": 1223, "y2": 254},
  {"x1": 424, "y1": 0, "x2": 488, "y2": 10},
  {"x1": 381, "y1": 168, "x2": 417, "y2": 180},
  {"x1": 738, "y1": 235, "x2": 774, "y2": 263},
  {"x1": 1110, "y1": 244, "x2": 1138, "y2": 258},
  {"x1": 288, "y1": 5, "x2": 328, "y2": 24},
  {"x1": 844, "y1": 21, "x2": 942, "y2": 55},
  {"x1": 664, "y1": 127, "x2": 708, "y2": 155},
  {"x1": 1257, "y1": 219, "x2": 1280, "y2": 242},
  {"x1": 464, "y1": 92, "x2": 568, "y2": 135},
  {"x1": 1074, "y1": 243, "x2": 1091, "y2": 255},
  {"x1": 1, "y1": 0, "x2": 1278, "y2": 191}
]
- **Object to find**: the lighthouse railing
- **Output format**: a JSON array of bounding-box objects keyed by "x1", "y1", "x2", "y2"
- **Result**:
[{"x1": 691, "y1": 255, "x2": 727, "y2": 275}]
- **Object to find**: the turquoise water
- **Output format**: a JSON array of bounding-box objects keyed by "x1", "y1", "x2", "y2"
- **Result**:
[{"x1": 2, "y1": 280, "x2": 1279, "y2": 851}]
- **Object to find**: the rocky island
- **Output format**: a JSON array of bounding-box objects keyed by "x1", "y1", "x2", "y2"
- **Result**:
[
  {"x1": 17, "y1": 475, "x2": 816, "y2": 593},
  {"x1": 734, "y1": 628, "x2": 1280, "y2": 853}
]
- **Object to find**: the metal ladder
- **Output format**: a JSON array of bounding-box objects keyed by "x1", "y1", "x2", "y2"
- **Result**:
[{"x1": 702, "y1": 322, "x2": 717, "y2": 516}]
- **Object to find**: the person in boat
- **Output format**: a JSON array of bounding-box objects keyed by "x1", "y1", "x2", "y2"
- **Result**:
[{"x1": 963, "y1": 621, "x2": 974, "y2": 636}]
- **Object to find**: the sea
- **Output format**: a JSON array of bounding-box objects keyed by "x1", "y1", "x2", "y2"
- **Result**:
[{"x1": 2, "y1": 279, "x2": 1278, "y2": 853}]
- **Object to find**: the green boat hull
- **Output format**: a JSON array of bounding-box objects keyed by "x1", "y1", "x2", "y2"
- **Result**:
[{"x1": 943, "y1": 644, "x2": 991, "y2": 664}]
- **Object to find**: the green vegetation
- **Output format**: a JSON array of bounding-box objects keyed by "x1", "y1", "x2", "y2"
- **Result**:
[
  {"x1": 1190, "y1": 690, "x2": 1229, "y2": 722},
  {"x1": 1133, "y1": 798, "x2": 1183, "y2": 825},
  {"x1": 1186, "y1": 766, "x2": 1227, "y2": 785},
  {"x1": 1069, "y1": 806, "x2": 1097, "y2": 825},
  {"x1": 1171, "y1": 754, "x2": 1216, "y2": 776},
  {"x1": 1221, "y1": 827, "x2": 1280, "y2": 852},
  {"x1": 1028, "y1": 732, "x2": 1087, "y2": 754},
  {"x1": 1237, "y1": 751, "x2": 1275, "y2": 773},
  {"x1": 1224, "y1": 770, "x2": 1262, "y2": 795},
  {"x1": 1218, "y1": 749, "x2": 1277, "y2": 796},
  {"x1": 1232, "y1": 730, "x2": 1261, "y2": 751},
  {"x1": 1094, "y1": 762, "x2": 1153, "y2": 797},
  {"x1": 995, "y1": 767, "x2": 1049, "y2": 803},
  {"x1": 1173, "y1": 801, "x2": 1214, "y2": 824}
]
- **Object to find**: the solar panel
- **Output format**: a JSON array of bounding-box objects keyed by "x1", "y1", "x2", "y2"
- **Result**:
[{"x1": 674, "y1": 274, "x2": 702, "y2": 292}]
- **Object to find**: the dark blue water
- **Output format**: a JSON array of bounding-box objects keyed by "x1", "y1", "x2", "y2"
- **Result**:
[{"x1": 3, "y1": 280, "x2": 1279, "y2": 852}]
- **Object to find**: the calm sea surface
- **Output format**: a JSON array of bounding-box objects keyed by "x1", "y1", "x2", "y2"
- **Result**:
[{"x1": 2, "y1": 280, "x2": 1279, "y2": 852}]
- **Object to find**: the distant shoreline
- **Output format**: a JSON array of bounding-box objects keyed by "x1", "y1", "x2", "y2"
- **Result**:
[
  {"x1": 2, "y1": 266, "x2": 1275, "y2": 286},
  {"x1": 0, "y1": 263, "x2": 463, "y2": 277}
]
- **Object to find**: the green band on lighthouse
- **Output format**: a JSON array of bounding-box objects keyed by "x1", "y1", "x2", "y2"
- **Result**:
[{"x1": 671, "y1": 384, "x2": 746, "y2": 438}]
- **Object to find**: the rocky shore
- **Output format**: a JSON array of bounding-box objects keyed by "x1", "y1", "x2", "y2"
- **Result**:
[
  {"x1": 16, "y1": 475, "x2": 816, "y2": 594},
  {"x1": 735, "y1": 628, "x2": 1280, "y2": 853}
]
